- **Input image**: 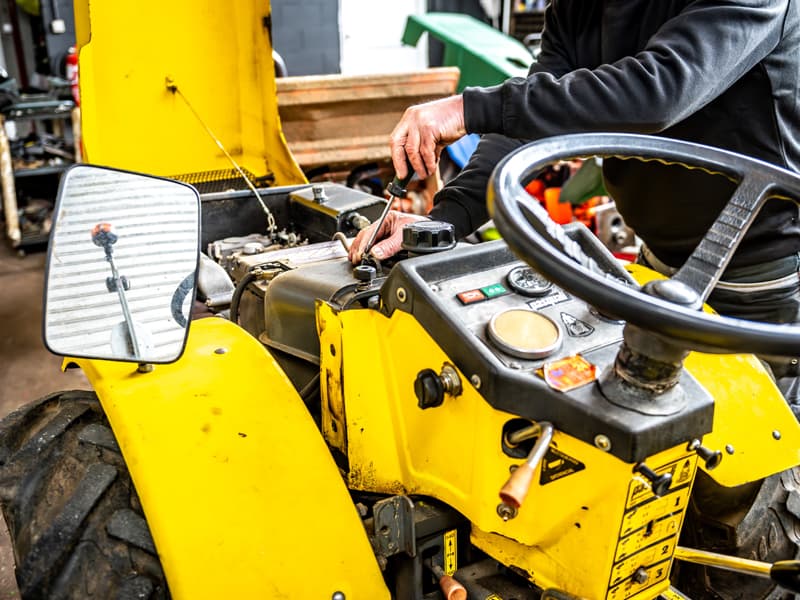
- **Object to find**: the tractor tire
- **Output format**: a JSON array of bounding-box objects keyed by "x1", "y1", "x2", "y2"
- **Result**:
[
  {"x1": 676, "y1": 467, "x2": 800, "y2": 599},
  {"x1": 0, "y1": 390, "x2": 168, "y2": 599}
]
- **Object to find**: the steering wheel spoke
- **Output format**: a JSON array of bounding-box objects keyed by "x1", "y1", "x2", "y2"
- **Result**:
[
  {"x1": 516, "y1": 189, "x2": 622, "y2": 282},
  {"x1": 672, "y1": 173, "x2": 775, "y2": 303}
]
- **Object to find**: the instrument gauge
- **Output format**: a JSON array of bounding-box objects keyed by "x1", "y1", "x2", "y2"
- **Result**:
[
  {"x1": 486, "y1": 308, "x2": 562, "y2": 360},
  {"x1": 507, "y1": 266, "x2": 552, "y2": 297}
]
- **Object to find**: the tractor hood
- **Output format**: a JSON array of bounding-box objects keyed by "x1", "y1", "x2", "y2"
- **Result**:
[{"x1": 73, "y1": 0, "x2": 305, "y2": 187}]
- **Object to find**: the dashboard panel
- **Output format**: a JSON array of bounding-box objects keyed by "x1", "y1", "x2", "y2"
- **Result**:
[{"x1": 381, "y1": 225, "x2": 713, "y2": 463}]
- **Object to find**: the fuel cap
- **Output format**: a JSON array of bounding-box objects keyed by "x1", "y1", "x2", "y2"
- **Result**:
[{"x1": 401, "y1": 220, "x2": 456, "y2": 254}]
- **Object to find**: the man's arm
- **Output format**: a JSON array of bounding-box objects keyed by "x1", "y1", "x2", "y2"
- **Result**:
[{"x1": 464, "y1": 0, "x2": 789, "y2": 137}]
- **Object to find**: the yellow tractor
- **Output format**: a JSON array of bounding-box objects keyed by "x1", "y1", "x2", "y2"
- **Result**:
[{"x1": 1, "y1": 2, "x2": 800, "y2": 600}]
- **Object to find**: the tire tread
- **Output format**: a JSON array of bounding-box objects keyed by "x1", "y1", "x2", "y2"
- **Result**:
[{"x1": 0, "y1": 391, "x2": 168, "y2": 599}]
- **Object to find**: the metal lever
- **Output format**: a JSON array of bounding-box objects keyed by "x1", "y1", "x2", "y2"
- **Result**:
[
  {"x1": 425, "y1": 561, "x2": 467, "y2": 600},
  {"x1": 675, "y1": 546, "x2": 800, "y2": 593},
  {"x1": 498, "y1": 422, "x2": 554, "y2": 516}
]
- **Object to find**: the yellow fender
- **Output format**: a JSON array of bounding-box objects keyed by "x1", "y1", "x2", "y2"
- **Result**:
[{"x1": 71, "y1": 318, "x2": 388, "y2": 600}]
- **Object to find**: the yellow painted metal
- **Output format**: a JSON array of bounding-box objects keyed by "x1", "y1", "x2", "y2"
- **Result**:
[
  {"x1": 73, "y1": 0, "x2": 305, "y2": 185},
  {"x1": 71, "y1": 318, "x2": 388, "y2": 600},
  {"x1": 317, "y1": 300, "x2": 347, "y2": 454},
  {"x1": 626, "y1": 264, "x2": 800, "y2": 486},
  {"x1": 327, "y1": 305, "x2": 698, "y2": 599}
]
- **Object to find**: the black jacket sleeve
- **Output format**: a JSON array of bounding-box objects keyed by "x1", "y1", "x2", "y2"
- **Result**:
[{"x1": 463, "y1": 0, "x2": 789, "y2": 138}]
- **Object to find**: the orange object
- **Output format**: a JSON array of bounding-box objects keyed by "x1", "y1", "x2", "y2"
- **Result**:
[
  {"x1": 543, "y1": 187, "x2": 573, "y2": 225},
  {"x1": 438, "y1": 574, "x2": 467, "y2": 600},
  {"x1": 499, "y1": 461, "x2": 538, "y2": 509},
  {"x1": 524, "y1": 178, "x2": 545, "y2": 201}
]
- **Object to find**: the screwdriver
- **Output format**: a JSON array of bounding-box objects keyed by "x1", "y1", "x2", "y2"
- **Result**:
[{"x1": 361, "y1": 158, "x2": 416, "y2": 261}]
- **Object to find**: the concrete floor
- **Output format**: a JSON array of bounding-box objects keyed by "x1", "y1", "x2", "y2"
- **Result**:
[{"x1": 0, "y1": 239, "x2": 91, "y2": 599}]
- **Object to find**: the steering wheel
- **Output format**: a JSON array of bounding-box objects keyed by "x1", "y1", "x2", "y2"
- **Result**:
[{"x1": 489, "y1": 133, "x2": 800, "y2": 357}]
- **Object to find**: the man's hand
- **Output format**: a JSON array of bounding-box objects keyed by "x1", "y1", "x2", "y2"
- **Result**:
[
  {"x1": 348, "y1": 211, "x2": 429, "y2": 264},
  {"x1": 390, "y1": 95, "x2": 466, "y2": 181}
]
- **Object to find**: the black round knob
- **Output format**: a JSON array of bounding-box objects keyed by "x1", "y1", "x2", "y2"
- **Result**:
[
  {"x1": 353, "y1": 264, "x2": 376, "y2": 283},
  {"x1": 401, "y1": 220, "x2": 456, "y2": 254},
  {"x1": 414, "y1": 369, "x2": 445, "y2": 409},
  {"x1": 688, "y1": 439, "x2": 723, "y2": 470},
  {"x1": 635, "y1": 463, "x2": 672, "y2": 497}
]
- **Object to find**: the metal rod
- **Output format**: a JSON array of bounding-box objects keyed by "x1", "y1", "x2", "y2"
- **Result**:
[
  {"x1": 506, "y1": 422, "x2": 543, "y2": 447},
  {"x1": 362, "y1": 198, "x2": 393, "y2": 258},
  {"x1": 106, "y1": 254, "x2": 141, "y2": 359},
  {"x1": 674, "y1": 546, "x2": 772, "y2": 578},
  {"x1": 167, "y1": 80, "x2": 277, "y2": 235}
]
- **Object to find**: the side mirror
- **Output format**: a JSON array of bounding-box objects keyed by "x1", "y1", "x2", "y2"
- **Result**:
[{"x1": 44, "y1": 165, "x2": 200, "y2": 364}]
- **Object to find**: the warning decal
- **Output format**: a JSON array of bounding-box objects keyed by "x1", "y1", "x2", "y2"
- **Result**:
[
  {"x1": 444, "y1": 529, "x2": 457, "y2": 576},
  {"x1": 539, "y1": 446, "x2": 586, "y2": 484}
]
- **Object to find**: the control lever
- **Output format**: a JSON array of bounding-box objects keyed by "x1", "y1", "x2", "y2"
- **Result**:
[
  {"x1": 634, "y1": 463, "x2": 672, "y2": 497},
  {"x1": 687, "y1": 438, "x2": 723, "y2": 470},
  {"x1": 498, "y1": 422, "x2": 554, "y2": 517},
  {"x1": 361, "y1": 157, "x2": 415, "y2": 262},
  {"x1": 425, "y1": 561, "x2": 467, "y2": 600},
  {"x1": 674, "y1": 546, "x2": 800, "y2": 593}
]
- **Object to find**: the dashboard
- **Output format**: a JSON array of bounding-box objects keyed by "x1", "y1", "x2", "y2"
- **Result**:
[{"x1": 382, "y1": 226, "x2": 713, "y2": 463}]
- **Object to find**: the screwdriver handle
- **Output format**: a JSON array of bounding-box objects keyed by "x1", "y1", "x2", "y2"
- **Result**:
[{"x1": 386, "y1": 156, "x2": 415, "y2": 199}]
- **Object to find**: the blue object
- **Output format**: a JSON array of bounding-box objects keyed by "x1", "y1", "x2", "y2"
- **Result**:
[{"x1": 446, "y1": 134, "x2": 480, "y2": 168}]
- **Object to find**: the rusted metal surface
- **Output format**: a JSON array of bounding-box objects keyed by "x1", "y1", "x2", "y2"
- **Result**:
[{"x1": 276, "y1": 67, "x2": 461, "y2": 171}]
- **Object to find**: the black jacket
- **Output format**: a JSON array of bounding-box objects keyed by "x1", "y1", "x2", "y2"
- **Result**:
[{"x1": 432, "y1": 0, "x2": 800, "y2": 268}]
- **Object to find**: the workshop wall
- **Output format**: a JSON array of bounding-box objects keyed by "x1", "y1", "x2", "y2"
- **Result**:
[{"x1": 271, "y1": 0, "x2": 341, "y2": 76}]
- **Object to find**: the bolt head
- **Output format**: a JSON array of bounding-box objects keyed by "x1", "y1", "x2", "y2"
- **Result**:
[
  {"x1": 632, "y1": 567, "x2": 649, "y2": 584},
  {"x1": 594, "y1": 434, "x2": 611, "y2": 451},
  {"x1": 496, "y1": 502, "x2": 518, "y2": 521}
]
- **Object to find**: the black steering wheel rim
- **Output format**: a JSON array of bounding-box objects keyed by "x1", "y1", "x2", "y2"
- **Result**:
[{"x1": 488, "y1": 133, "x2": 800, "y2": 356}]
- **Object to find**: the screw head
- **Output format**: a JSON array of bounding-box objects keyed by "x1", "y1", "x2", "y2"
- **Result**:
[
  {"x1": 632, "y1": 567, "x2": 649, "y2": 584},
  {"x1": 214, "y1": 348, "x2": 228, "y2": 355},
  {"x1": 773, "y1": 430, "x2": 782, "y2": 440},
  {"x1": 332, "y1": 592, "x2": 346, "y2": 600},
  {"x1": 725, "y1": 444, "x2": 735, "y2": 455},
  {"x1": 470, "y1": 374, "x2": 482, "y2": 389},
  {"x1": 396, "y1": 287, "x2": 407, "y2": 303},
  {"x1": 594, "y1": 434, "x2": 611, "y2": 451}
]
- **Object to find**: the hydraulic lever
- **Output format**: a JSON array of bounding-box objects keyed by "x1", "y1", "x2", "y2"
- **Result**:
[{"x1": 424, "y1": 560, "x2": 467, "y2": 600}]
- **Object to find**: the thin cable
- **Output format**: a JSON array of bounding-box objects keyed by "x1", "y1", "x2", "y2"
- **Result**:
[{"x1": 167, "y1": 81, "x2": 277, "y2": 235}]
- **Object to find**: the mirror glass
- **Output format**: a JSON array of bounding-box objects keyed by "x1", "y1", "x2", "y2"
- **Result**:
[{"x1": 44, "y1": 165, "x2": 200, "y2": 363}]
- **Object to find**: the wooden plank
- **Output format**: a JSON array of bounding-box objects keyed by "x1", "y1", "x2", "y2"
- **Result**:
[{"x1": 276, "y1": 67, "x2": 460, "y2": 171}]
